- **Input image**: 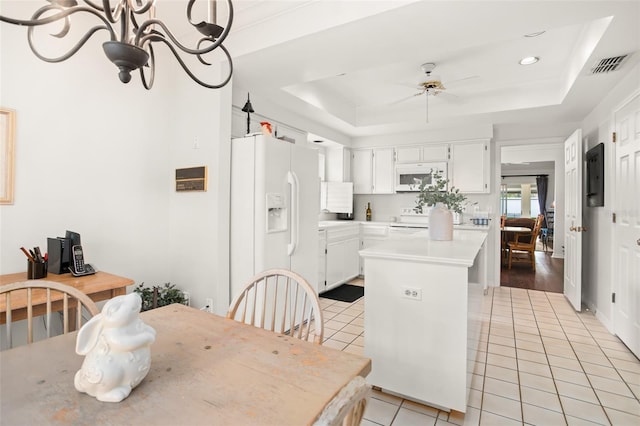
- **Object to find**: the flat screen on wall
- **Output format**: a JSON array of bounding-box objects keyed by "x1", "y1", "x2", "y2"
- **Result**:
[{"x1": 586, "y1": 143, "x2": 604, "y2": 207}]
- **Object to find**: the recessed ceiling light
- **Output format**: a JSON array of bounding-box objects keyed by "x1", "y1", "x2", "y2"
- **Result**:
[
  {"x1": 524, "y1": 31, "x2": 545, "y2": 38},
  {"x1": 519, "y1": 56, "x2": 539, "y2": 65}
]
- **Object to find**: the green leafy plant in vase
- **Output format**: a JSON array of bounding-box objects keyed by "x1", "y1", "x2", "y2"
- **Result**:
[{"x1": 413, "y1": 170, "x2": 468, "y2": 215}]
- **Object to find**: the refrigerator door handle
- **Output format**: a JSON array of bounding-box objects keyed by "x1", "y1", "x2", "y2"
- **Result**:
[{"x1": 287, "y1": 171, "x2": 299, "y2": 256}]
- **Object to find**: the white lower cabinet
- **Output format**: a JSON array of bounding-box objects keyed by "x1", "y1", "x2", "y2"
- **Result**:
[
  {"x1": 319, "y1": 224, "x2": 360, "y2": 292},
  {"x1": 359, "y1": 224, "x2": 389, "y2": 275},
  {"x1": 326, "y1": 238, "x2": 360, "y2": 290},
  {"x1": 318, "y1": 229, "x2": 326, "y2": 292}
]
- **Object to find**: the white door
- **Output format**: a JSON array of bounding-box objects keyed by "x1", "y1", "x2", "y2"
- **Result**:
[
  {"x1": 564, "y1": 129, "x2": 583, "y2": 311},
  {"x1": 613, "y1": 92, "x2": 640, "y2": 357}
]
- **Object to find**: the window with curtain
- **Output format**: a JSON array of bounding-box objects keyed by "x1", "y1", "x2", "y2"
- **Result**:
[{"x1": 500, "y1": 183, "x2": 539, "y2": 218}]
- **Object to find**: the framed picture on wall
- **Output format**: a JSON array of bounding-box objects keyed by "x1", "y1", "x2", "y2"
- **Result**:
[{"x1": 1, "y1": 108, "x2": 16, "y2": 204}]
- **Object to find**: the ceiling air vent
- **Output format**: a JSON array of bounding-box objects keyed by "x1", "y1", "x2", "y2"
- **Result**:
[{"x1": 590, "y1": 55, "x2": 628, "y2": 74}]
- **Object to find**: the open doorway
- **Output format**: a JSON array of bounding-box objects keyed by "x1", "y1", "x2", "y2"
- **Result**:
[{"x1": 497, "y1": 145, "x2": 565, "y2": 293}]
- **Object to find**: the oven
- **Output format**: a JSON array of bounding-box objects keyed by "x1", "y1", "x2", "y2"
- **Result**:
[{"x1": 395, "y1": 162, "x2": 448, "y2": 192}]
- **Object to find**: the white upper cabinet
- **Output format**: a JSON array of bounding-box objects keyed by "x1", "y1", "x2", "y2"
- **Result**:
[
  {"x1": 352, "y1": 148, "x2": 395, "y2": 194},
  {"x1": 422, "y1": 144, "x2": 449, "y2": 162},
  {"x1": 373, "y1": 148, "x2": 395, "y2": 194},
  {"x1": 326, "y1": 146, "x2": 351, "y2": 182},
  {"x1": 395, "y1": 146, "x2": 422, "y2": 163},
  {"x1": 450, "y1": 140, "x2": 490, "y2": 193},
  {"x1": 352, "y1": 149, "x2": 373, "y2": 194},
  {"x1": 395, "y1": 144, "x2": 449, "y2": 163}
]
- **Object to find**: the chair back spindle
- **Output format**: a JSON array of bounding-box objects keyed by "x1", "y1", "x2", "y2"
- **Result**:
[
  {"x1": 1, "y1": 281, "x2": 100, "y2": 349},
  {"x1": 227, "y1": 269, "x2": 324, "y2": 345}
]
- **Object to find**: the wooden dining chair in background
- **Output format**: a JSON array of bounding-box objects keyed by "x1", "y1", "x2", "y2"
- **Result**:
[
  {"x1": 507, "y1": 214, "x2": 544, "y2": 271},
  {"x1": 226, "y1": 269, "x2": 324, "y2": 344},
  {"x1": 1, "y1": 281, "x2": 99, "y2": 349},
  {"x1": 313, "y1": 376, "x2": 371, "y2": 426}
]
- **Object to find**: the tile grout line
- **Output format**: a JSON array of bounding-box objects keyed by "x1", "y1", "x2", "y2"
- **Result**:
[
  {"x1": 542, "y1": 291, "x2": 612, "y2": 426},
  {"x1": 525, "y1": 289, "x2": 570, "y2": 426},
  {"x1": 573, "y1": 307, "x2": 640, "y2": 406},
  {"x1": 510, "y1": 287, "x2": 526, "y2": 426}
]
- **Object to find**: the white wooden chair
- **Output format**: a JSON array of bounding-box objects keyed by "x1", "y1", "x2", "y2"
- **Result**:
[
  {"x1": 313, "y1": 376, "x2": 371, "y2": 426},
  {"x1": 226, "y1": 269, "x2": 324, "y2": 344},
  {"x1": 1, "y1": 280, "x2": 100, "y2": 349}
]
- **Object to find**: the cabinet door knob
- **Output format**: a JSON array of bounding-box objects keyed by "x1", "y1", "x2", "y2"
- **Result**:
[
  {"x1": 570, "y1": 226, "x2": 577, "y2": 231},
  {"x1": 637, "y1": 238, "x2": 640, "y2": 246}
]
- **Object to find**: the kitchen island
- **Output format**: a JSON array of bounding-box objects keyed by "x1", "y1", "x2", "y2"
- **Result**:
[{"x1": 359, "y1": 229, "x2": 488, "y2": 413}]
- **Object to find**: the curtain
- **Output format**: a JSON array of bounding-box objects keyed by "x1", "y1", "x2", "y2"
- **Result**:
[{"x1": 536, "y1": 175, "x2": 548, "y2": 226}]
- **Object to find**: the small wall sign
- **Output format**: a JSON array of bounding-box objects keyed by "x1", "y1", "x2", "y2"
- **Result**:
[{"x1": 176, "y1": 166, "x2": 207, "y2": 192}]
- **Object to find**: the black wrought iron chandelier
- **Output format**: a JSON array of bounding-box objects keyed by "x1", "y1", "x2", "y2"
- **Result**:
[{"x1": 0, "y1": 0, "x2": 234, "y2": 89}]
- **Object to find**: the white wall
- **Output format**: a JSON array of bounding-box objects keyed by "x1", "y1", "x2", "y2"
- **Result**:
[
  {"x1": 580, "y1": 61, "x2": 640, "y2": 331},
  {"x1": 0, "y1": 2, "x2": 230, "y2": 314}
]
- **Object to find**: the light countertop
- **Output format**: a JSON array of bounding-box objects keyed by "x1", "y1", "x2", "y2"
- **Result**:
[
  {"x1": 319, "y1": 220, "x2": 491, "y2": 231},
  {"x1": 359, "y1": 229, "x2": 488, "y2": 267}
]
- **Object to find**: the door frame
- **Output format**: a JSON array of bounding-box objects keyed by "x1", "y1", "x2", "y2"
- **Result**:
[{"x1": 493, "y1": 139, "x2": 565, "y2": 289}]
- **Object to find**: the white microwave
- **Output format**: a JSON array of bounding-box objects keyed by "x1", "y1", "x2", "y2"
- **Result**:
[{"x1": 395, "y1": 162, "x2": 448, "y2": 192}]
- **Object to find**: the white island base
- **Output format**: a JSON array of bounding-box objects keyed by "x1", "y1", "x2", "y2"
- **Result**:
[{"x1": 360, "y1": 230, "x2": 489, "y2": 413}]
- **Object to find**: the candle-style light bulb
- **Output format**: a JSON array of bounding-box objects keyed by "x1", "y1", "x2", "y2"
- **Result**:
[{"x1": 208, "y1": 0, "x2": 217, "y2": 23}]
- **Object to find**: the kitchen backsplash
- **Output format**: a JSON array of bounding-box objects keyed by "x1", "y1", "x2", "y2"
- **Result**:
[{"x1": 353, "y1": 194, "x2": 494, "y2": 223}]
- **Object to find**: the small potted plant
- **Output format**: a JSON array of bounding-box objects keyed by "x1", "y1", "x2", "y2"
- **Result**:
[
  {"x1": 133, "y1": 282, "x2": 187, "y2": 312},
  {"x1": 413, "y1": 171, "x2": 468, "y2": 215},
  {"x1": 413, "y1": 171, "x2": 470, "y2": 240}
]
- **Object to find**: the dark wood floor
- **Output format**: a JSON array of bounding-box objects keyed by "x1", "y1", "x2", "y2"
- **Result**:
[{"x1": 500, "y1": 250, "x2": 564, "y2": 293}]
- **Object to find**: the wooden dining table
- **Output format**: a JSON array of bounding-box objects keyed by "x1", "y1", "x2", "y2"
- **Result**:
[{"x1": 0, "y1": 303, "x2": 372, "y2": 425}]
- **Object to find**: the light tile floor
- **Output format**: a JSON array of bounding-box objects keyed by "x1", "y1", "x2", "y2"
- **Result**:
[{"x1": 319, "y1": 279, "x2": 640, "y2": 426}]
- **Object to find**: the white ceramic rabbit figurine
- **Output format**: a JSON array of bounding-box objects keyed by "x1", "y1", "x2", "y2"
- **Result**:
[{"x1": 74, "y1": 292, "x2": 156, "y2": 402}]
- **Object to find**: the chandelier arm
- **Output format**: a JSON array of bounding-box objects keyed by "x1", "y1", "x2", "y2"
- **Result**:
[
  {"x1": 196, "y1": 38, "x2": 213, "y2": 66},
  {"x1": 139, "y1": 43, "x2": 156, "y2": 90},
  {"x1": 0, "y1": 6, "x2": 116, "y2": 40},
  {"x1": 150, "y1": 36, "x2": 233, "y2": 89},
  {"x1": 137, "y1": 18, "x2": 228, "y2": 56},
  {"x1": 1, "y1": 4, "x2": 112, "y2": 37},
  {"x1": 186, "y1": 0, "x2": 198, "y2": 27},
  {"x1": 125, "y1": 0, "x2": 154, "y2": 15},
  {"x1": 100, "y1": 0, "x2": 125, "y2": 24},
  {"x1": 136, "y1": 0, "x2": 232, "y2": 54},
  {"x1": 27, "y1": 24, "x2": 112, "y2": 63}
]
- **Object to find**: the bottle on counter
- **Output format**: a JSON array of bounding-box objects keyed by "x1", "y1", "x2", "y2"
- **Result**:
[{"x1": 366, "y1": 202, "x2": 372, "y2": 221}]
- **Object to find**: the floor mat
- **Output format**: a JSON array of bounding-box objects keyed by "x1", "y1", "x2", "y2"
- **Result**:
[{"x1": 320, "y1": 284, "x2": 364, "y2": 303}]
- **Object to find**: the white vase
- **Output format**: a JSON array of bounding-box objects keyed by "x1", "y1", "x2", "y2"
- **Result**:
[{"x1": 429, "y1": 202, "x2": 453, "y2": 241}]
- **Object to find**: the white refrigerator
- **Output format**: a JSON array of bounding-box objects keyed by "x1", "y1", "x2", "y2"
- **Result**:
[{"x1": 230, "y1": 134, "x2": 319, "y2": 301}]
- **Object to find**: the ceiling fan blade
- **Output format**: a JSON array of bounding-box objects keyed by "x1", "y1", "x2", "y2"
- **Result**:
[
  {"x1": 443, "y1": 75, "x2": 479, "y2": 88},
  {"x1": 434, "y1": 91, "x2": 464, "y2": 104},
  {"x1": 387, "y1": 93, "x2": 422, "y2": 106}
]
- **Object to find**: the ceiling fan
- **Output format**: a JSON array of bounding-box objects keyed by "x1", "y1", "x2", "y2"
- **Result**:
[
  {"x1": 391, "y1": 62, "x2": 462, "y2": 122},
  {"x1": 415, "y1": 62, "x2": 447, "y2": 97}
]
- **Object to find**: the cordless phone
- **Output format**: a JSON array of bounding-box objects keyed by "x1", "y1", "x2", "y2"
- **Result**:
[{"x1": 69, "y1": 245, "x2": 96, "y2": 276}]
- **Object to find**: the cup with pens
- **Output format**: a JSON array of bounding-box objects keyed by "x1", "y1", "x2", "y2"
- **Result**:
[{"x1": 21, "y1": 246, "x2": 48, "y2": 279}]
